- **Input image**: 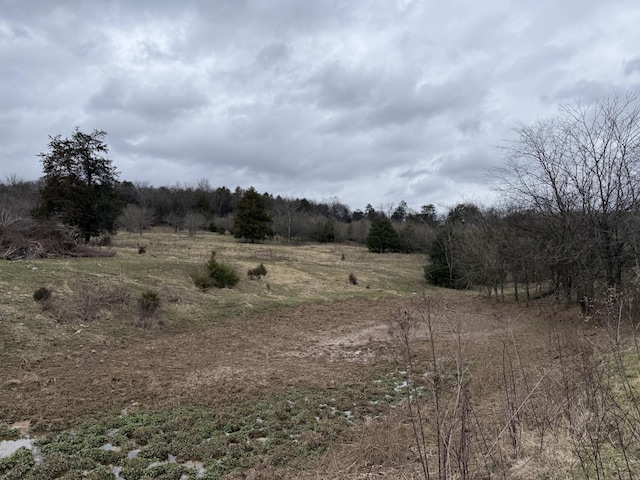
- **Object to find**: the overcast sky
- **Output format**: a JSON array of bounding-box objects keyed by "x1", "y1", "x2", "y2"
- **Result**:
[{"x1": 2, "y1": 0, "x2": 640, "y2": 213}]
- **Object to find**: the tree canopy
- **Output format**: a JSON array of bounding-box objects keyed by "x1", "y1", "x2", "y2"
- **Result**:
[
  {"x1": 366, "y1": 215, "x2": 401, "y2": 253},
  {"x1": 233, "y1": 187, "x2": 272, "y2": 242},
  {"x1": 33, "y1": 128, "x2": 124, "y2": 243}
]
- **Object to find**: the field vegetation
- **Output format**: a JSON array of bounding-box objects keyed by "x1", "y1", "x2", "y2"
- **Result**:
[
  {"x1": 1, "y1": 228, "x2": 639, "y2": 479},
  {"x1": 3, "y1": 93, "x2": 640, "y2": 477}
]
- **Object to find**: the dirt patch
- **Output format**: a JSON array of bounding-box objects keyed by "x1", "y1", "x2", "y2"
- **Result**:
[
  {"x1": 0, "y1": 289, "x2": 603, "y2": 479},
  {"x1": 0, "y1": 298, "x2": 396, "y2": 424},
  {"x1": 0, "y1": 294, "x2": 578, "y2": 431}
]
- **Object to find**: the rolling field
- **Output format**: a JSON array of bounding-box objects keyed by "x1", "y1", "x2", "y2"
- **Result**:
[{"x1": 0, "y1": 229, "x2": 637, "y2": 479}]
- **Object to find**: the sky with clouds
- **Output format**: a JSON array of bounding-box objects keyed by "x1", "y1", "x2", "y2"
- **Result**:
[{"x1": 2, "y1": 0, "x2": 640, "y2": 213}]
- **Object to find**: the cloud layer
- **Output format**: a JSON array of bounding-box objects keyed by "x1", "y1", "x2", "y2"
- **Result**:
[{"x1": 2, "y1": 0, "x2": 640, "y2": 212}]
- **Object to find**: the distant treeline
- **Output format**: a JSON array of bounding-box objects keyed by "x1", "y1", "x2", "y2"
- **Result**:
[
  {"x1": 3, "y1": 175, "x2": 639, "y2": 311},
  {"x1": 0, "y1": 176, "x2": 436, "y2": 246}
]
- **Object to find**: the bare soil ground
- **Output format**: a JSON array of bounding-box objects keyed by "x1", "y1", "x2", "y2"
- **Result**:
[{"x1": 1, "y1": 286, "x2": 583, "y2": 478}]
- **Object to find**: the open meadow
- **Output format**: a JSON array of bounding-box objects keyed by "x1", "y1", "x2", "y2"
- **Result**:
[{"x1": 1, "y1": 229, "x2": 639, "y2": 479}]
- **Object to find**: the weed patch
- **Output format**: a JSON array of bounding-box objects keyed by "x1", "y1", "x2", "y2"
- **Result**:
[
  {"x1": 1, "y1": 380, "x2": 408, "y2": 479},
  {"x1": 73, "y1": 280, "x2": 132, "y2": 323},
  {"x1": 0, "y1": 423, "x2": 20, "y2": 441}
]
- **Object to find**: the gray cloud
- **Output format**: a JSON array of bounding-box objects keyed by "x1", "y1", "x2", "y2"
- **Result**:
[
  {"x1": 2, "y1": 0, "x2": 640, "y2": 212},
  {"x1": 624, "y1": 56, "x2": 640, "y2": 76},
  {"x1": 87, "y1": 76, "x2": 210, "y2": 121}
]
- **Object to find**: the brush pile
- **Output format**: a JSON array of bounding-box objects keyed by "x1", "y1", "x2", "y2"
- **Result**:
[{"x1": 0, "y1": 220, "x2": 109, "y2": 260}]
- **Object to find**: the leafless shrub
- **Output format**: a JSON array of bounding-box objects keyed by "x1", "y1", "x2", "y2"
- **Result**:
[
  {"x1": 561, "y1": 287, "x2": 640, "y2": 479},
  {"x1": 389, "y1": 296, "x2": 554, "y2": 480},
  {"x1": 389, "y1": 307, "x2": 430, "y2": 478},
  {"x1": 389, "y1": 296, "x2": 480, "y2": 480},
  {"x1": 184, "y1": 211, "x2": 206, "y2": 237},
  {"x1": 592, "y1": 285, "x2": 640, "y2": 345},
  {"x1": 48, "y1": 280, "x2": 132, "y2": 324}
]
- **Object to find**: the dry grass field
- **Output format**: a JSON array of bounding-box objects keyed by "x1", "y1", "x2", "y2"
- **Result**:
[{"x1": 1, "y1": 228, "x2": 638, "y2": 479}]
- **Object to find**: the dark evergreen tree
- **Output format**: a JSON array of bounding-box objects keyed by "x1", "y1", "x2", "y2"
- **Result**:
[
  {"x1": 366, "y1": 215, "x2": 400, "y2": 253},
  {"x1": 33, "y1": 128, "x2": 124, "y2": 243},
  {"x1": 318, "y1": 218, "x2": 336, "y2": 243},
  {"x1": 364, "y1": 204, "x2": 378, "y2": 220},
  {"x1": 408, "y1": 204, "x2": 439, "y2": 227},
  {"x1": 391, "y1": 200, "x2": 408, "y2": 221},
  {"x1": 233, "y1": 187, "x2": 272, "y2": 242},
  {"x1": 299, "y1": 198, "x2": 312, "y2": 212},
  {"x1": 352, "y1": 209, "x2": 365, "y2": 221},
  {"x1": 447, "y1": 202, "x2": 482, "y2": 224},
  {"x1": 424, "y1": 222, "x2": 465, "y2": 288}
]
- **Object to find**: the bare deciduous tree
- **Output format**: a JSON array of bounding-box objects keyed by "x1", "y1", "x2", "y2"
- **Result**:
[
  {"x1": 496, "y1": 92, "x2": 640, "y2": 304},
  {"x1": 270, "y1": 197, "x2": 307, "y2": 245},
  {"x1": 0, "y1": 176, "x2": 40, "y2": 227},
  {"x1": 184, "y1": 211, "x2": 206, "y2": 237},
  {"x1": 119, "y1": 204, "x2": 153, "y2": 235}
]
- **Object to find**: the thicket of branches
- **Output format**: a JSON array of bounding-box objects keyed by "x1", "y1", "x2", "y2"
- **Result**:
[
  {"x1": 419, "y1": 93, "x2": 640, "y2": 312},
  {"x1": 494, "y1": 92, "x2": 640, "y2": 308}
]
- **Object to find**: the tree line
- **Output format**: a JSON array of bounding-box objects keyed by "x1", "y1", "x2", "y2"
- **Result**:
[
  {"x1": 3, "y1": 92, "x2": 640, "y2": 310},
  {"x1": 0, "y1": 171, "x2": 438, "y2": 250},
  {"x1": 0, "y1": 128, "x2": 439, "y2": 251}
]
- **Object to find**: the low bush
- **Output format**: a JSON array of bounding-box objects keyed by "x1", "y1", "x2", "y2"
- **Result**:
[
  {"x1": 207, "y1": 252, "x2": 239, "y2": 288},
  {"x1": 33, "y1": 286, "x2": 54, "y2": 312},
  {"x1": 348, "y1": 273, "x2": 358, "y2": 285},
  {"x1": 33, "y1": 286, "x2": 52, "y2": 302},
  {"x1": 192, "y1": 251, "x2": 240, "y2": 290},
  {"x1": 248, "y1": 263, "x2": 268, "y2": 280}
]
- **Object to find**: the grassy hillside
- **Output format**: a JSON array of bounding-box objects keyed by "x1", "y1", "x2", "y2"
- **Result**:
[
  {"x1": 1, "y1": 229, "x2": 422, "y2": 356},
  {"x1": 0, "y1": 229, "x2": 429, "y2": 478},
  {"x1": 1, "y1": 228, "x2": 639, "y2": 479}
]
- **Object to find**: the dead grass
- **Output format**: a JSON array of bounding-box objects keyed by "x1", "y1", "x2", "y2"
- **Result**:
[
  {"x1": 1, "y1": 228, "x2": 636, "y2": 479},
  {"x1": 0, "y1": 229, "x2": 427, "y2": 421}
]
